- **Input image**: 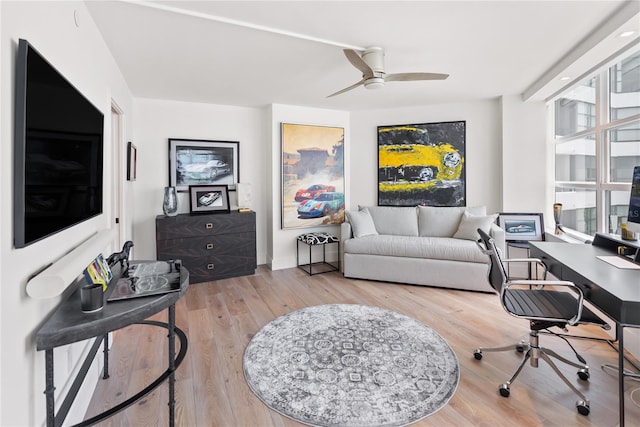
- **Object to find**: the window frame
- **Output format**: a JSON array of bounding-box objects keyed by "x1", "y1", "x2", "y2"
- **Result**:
[{"x1": 550, "y1": 51, "x2": 640, "y2": 236}]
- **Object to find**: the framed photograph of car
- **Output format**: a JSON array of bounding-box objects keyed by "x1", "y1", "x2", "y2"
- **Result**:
[
  {"x1": 281, "y1": 123, "x2": 345, "y2": 229},
  {"x1": 169, "y1": 139, "x2": 239, "y2": 192},
  {"x1": 498, "y1": 213, "x2": 545, "y2": 242},
  {"x1": 189, "y1": 185, "x2": 230, "y2": 214}
]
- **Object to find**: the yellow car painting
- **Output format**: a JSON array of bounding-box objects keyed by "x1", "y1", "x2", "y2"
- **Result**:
[{"x1": 378, "y1": 143, "x2": 463, "y2": 192}]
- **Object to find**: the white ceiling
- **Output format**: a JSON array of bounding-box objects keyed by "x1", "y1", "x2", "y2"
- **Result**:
[{"x1": 85, "y1": 0, "x2": 640, "y2": 111}]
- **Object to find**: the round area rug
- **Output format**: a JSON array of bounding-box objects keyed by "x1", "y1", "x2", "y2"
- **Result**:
[{"x1": 243, "y1": 304, "x2": 459, "y2": 427}]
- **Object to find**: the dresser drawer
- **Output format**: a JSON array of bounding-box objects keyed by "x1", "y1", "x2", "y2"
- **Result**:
[
  {"x1": 177, "y1": 253, "x2": 257, "y2": 283},
  {"x1": 156, "y1": 232, "x2": 255, "y2": 259},
  {"x1": 156, "y1": 211, "x2": 256, "y2": 239}
]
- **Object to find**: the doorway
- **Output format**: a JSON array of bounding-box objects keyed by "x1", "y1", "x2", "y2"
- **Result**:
[{"x1": 111, "y1": 102, "x2": 124, "y2": 249}]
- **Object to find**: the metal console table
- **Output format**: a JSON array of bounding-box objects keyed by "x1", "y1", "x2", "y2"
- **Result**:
[{"x1": 35, "y1": 261, "x2": 189, "y2": 427}]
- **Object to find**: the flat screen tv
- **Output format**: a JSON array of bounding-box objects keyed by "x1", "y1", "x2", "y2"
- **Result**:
[
  {"x1": 627, "y1": 165, "x2": 640, "y2": 235},
  {"x1": 14, "y1": 39, "x2": 104, "y2": 248}
]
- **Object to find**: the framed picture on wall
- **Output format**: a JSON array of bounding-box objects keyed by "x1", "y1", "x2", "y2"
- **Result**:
[
  {"x1": 281, "y1": 123, "x2": 345, "y2": 229},
  {"x1": 126, "y1": 141, "x2": 137, "y2": 181},
  {"x1": 377, "y1": 121, "x2": 466, "y2": 207},
  {"x1": 169, "y1": 139, "x2": 239, "y2": 192}
]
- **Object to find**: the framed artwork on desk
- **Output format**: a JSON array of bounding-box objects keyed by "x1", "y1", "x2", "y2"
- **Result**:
[
  {"x1": 189, "y1": 184, "x2": 230, "y2": 214},
  {"x1": 498, "y1": 213, "x2": 545, "y2": 242}
]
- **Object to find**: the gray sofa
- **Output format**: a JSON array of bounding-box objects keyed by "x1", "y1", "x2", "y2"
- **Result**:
[{"x1": 340, "y1": 205, "x2": 505, "y2": 292}]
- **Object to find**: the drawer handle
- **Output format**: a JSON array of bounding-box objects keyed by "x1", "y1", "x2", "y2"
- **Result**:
[
  {"x1": 207, "y1": 263, "x2": 215, "y2": 270},
  {"x1": 206, "y1": 243, "x2": 214, "y2": 250},
  {"x1": 205, "y1": 223, "x2": 213, "y2": 229}
]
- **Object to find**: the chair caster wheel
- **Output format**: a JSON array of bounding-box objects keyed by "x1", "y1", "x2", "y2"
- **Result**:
[
  {"x1": 577, "y1": 400, "x2": 590, "y2": 416},
  {"x1": 577, "y1": 368, "x2": 590, "y2": 381},
  {"x1": 499, "y1": 384, "x2": 510, "y2": 397},
  {"x1": 516, "y1": 344, "x2": 526, "y2": 353},
  {"x1": 473, "y1": 350, "x2": 482, "y2": 360}
]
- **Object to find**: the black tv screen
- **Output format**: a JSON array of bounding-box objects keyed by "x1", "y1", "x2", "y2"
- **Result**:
[
  {"x1": 14, "y1": 39, "x2": 104, "y2": 248},
  {"x1": 628, "y1": 166, "x2": 640, "y2": 228}
]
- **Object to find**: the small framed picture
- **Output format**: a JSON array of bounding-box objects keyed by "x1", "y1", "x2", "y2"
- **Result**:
[
  {"x1": 498, "y1": 213, "x2": 545, "y2": 242},
  {"x1": 127, "y1": 141, "x2": 137, "y2": 181},
  {"x1": 189, "y1": 185, "x2": 230, "y2": 214}
]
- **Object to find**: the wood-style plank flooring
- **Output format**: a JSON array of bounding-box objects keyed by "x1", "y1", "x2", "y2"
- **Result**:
[{"x1": 86, "y1": 266, "x2": 640, "y2": 426}]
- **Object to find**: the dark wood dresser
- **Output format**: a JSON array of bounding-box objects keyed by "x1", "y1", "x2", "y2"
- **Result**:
[{"x1": 156, "y1": 211, "x2": 256, "y2": 284}]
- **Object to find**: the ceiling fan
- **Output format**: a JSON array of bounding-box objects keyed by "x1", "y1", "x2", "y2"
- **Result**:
[{"x1": 328, "y1": 47, "x2": 449, "y2": 97}]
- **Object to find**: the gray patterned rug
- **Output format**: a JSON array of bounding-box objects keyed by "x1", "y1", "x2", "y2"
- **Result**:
[{"x1": 243, "y1": 304, "x2": 459, "y2": 427}]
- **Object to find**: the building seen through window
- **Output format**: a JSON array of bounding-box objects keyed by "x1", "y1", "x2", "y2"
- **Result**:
[{"x1": 552, "y1": 50, "x2": 640, "y2": 236}]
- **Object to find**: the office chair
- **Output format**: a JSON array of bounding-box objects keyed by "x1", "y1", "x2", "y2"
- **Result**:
[{"x1": 473, "y1": 228, "x2": 609, "y2": 416}]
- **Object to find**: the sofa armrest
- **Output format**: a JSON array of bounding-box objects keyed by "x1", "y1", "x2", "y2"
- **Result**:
[
  {"x1": 340, "y1": 222, "x2": 353, "y2": 273},
  {"x1": 490, "y1": 223, "x2": 506, "y2": 257},
  {"x1": 341, "y1": 221, "x2": 353, "y2": 240}
]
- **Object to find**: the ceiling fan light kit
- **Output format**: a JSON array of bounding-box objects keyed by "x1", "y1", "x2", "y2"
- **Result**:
[
  {"x1": 364, "y1": 77, "x2": 385, "y2": 89},
  {"x1": 328, "y1": 47, "x2": 449, "y2": 97}
]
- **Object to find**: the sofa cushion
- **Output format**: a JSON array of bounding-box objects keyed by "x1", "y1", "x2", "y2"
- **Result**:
[
  {"x1": 359, "y1": 206, "x2": 419, "y2": 236},
  {"x1": 345, "y1": 209, "x2": 378, "y2": 238},
  {"x1": 343, "y1": 235, "x2": 489, "y2": 263},
  {"x1": 453, "y1": 211, "x2": 498, "y2": 241},
  {"x1": 418, "y1": 206, "x2": 486, "y2": 237}
]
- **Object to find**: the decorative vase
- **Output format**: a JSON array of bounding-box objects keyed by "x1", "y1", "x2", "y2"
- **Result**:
[
  {"x1": 163, "y1": 186, "x2": 178, "y2": 217},
  {"x1": 553, "y1": 203, "x2": 563, "y2": 234}
]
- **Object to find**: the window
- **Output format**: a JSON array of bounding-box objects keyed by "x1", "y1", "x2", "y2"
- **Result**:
[{"x1": 551, "y1": 50, "x2": 640, "y2": 236}]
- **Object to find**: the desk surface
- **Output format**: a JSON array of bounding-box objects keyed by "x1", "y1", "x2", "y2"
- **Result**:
[
  {"x1": 529, "y1": 242, "x2": 640, "y2": 325},
  {"x1": 36, "y1": 262, "x2": 189, "y2": 351}
]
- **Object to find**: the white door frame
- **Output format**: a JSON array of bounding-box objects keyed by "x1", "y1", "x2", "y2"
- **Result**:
[{"x1": 111, "y1": 101, "x2": 125, "y2": 249}]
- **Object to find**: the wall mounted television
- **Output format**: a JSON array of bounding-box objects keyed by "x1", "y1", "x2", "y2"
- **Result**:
[
  {"x1": 14, "y1": 39, "x2": 104, "y2": 248},
  {"x1": 627, "y1": 165, "x2": 640, "y2": 235}
]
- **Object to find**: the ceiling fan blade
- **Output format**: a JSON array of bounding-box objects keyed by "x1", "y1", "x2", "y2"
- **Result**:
[
  {"x1": 327, "y1": 79, "x2": 366, "y2": 98},
  {"x1": 385, "y1": 72, "x2": 449, "y2": 82},
  {"x1": 343, "y1": 49, "x2": 375, "y2": 79}
]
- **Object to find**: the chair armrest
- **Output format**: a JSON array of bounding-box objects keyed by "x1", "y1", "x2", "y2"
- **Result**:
[
  {"x1": 502, "y1": 257, "x2": 548, "y2": 279},
  {"x1": 506, "y1": 279, "x2": 580, "y2": 290}
]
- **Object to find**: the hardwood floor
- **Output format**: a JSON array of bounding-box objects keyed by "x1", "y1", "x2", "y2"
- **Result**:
[{"x1": 85, "y1": 266, "x2": 640, "y2": 426}]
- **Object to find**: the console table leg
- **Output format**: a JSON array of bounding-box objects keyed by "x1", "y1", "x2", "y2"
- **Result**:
[
  {"x1": 102, "y1": 333, "x2": 110, "y2": 379},
  {"x1": 44, "y1": 349, "x2": 55, "y2": 427},
  {"x1": 168, "y1": 304, "x2": 176, "y2": 427}
]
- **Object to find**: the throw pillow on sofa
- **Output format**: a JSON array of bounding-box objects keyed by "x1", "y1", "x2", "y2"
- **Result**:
[
  {"x1": 346, "y1": 209, "x2": 378, "y2": 237},
  {"x1": 359, "y1": 206, "x2": 419, "y2": 236},
  {"x1": 418, "y1": 206, "x2": 486, "y2": 237},
  {"x1": 453, "y1": 211, "x2": 498, "y2": 241}
]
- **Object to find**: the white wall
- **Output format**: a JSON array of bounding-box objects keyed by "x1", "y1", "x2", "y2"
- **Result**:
[
  {"x1": 132, "y1": 99, "x2": 268, "y2": 265},
  {"x1": 0, "y1": 2, "x2": 134, "y2": 425},
  {"x1": 350, "y1": 99, "x2": 503, "y2": 213},
  {"x1": 500, "y1": 95, "x2": 551, "y2": 225},
  {"x1": 268, "y1": 104, "x2": 350, "y2": 269}
]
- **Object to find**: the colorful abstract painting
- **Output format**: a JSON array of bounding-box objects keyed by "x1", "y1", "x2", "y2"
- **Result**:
[
  {"x1": 281, "y1": 123, "x2": 345, "y2": 229},
  {"x1": 378, "y1": 121, "x2": 466, "y2": 207}
]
